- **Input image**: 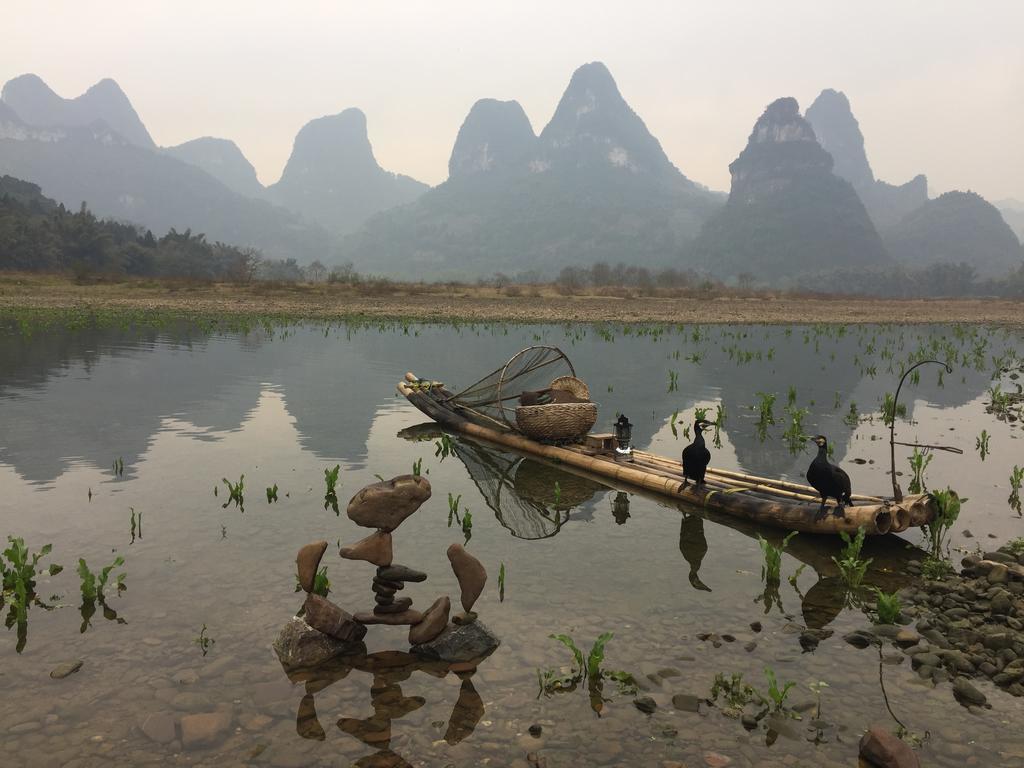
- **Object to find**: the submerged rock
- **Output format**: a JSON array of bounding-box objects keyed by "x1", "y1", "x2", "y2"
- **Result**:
[
  {"x1": 180, "y1": 711, "x2": 231, "y2": 749},
  {"x1": 410, "y1": 618, "x2": 499, "y2": 663},
  {"x1": 273, "y1": 616, "x2": 362, "y2": 669},
  {"x1": 49, "y1": 659, "x2": 83, "y2": 679},
  {"x1": 952, "y1": 676, "x2": 987, "y2": 707},
  {"x1": 858, "y1": 725, "x2": 920, "y2": 768},
  {"x1": 139, "y1": 712, "x2": 177, "y2": 744}
]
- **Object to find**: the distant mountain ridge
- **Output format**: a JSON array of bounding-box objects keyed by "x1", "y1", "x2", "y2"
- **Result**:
[
  {"x1": 267, "y1": 108, "x2": 428, "y2": 236},
  {"x1": 884, "y1": 191, "x2": 1022, "y2": 277},
  {"x1": 691, "y1": 97, "x2": 890, "y2": 280},
  {"x1": 0, "y1": 76, "x2": 337, "y2": 262},
  {"x1": 2, "y1": 73, "x2": 156, "y2": 149},
  {"x1": 805, "y1": 89, "x2": 927, "y2": 229},
  {"x1": 339, "y1": 62, "x2": 720, "y2": 278},
  {"x1": 448, "y1": 99, "x2": 536, "y2": 178},
  {"x1": 163, "y1": 137, "x2": 264, "y2": 199}
]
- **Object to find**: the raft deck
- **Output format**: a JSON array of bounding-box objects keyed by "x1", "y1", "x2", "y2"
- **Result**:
[{"x1": 397, "y1": 374, "x2": 935, "y2": 536}]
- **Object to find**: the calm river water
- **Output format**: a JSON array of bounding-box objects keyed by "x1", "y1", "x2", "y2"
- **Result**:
[{"x1": 2, "y1": 319, "x2": 1023, "y2": 767}]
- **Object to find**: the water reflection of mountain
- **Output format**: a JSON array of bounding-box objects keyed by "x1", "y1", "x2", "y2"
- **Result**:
[{"x1": 0, "y1": 322, "x2": 1006, "y2": 484}]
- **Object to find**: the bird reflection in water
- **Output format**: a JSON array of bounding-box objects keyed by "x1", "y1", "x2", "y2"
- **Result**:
[
  {"x1": 678, "y1": 512, "x2": 711, "y2": 592},
  {"x1": 283, "y1": 648, "x2": 489, "y2": 766}
]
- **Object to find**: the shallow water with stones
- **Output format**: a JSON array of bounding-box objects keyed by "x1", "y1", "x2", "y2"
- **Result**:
[{"x1": 2, "y1": 318, "x2": 1024, "y2": 768}]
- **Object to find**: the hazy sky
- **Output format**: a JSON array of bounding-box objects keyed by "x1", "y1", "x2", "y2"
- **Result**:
[{"x1": 3, "y1": 1, "x2": 1022, "y2": 200}]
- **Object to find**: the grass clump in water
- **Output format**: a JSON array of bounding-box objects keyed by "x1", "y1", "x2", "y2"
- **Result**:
[
  {"x1": 222, "y1": 475, "x2": 245, "y2": 511},
  {"x1": 324, "y1": 465, "x2": 340, "y2": 514}
]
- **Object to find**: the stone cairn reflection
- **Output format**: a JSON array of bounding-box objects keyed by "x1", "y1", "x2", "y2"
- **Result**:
[{"x1": 277, "y1": 474, "x2": 498, "y2": 669}]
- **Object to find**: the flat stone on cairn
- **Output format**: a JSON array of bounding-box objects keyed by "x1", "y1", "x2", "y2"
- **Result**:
[
  {"x1": 375, "y1": 597, "x2": 413, "y2": 614},
  {"x1": 339, "y1": 531, "x2": 393, "y2": 567},
  {"x1": 347, "y1": 474, "x2": 431, "y2": 531},
  {"x1": 354, "y1": 609, "x2": 424, "y2": 626},
  {"x1": 296, "y1": 540, "x2": 328, "y2": 593},
  {"x1": 377, "y1": 564, "x2": 427, "y2": 583},
  {"x1": 447, "y1": 543, "x2": 487, "y2": 614}
]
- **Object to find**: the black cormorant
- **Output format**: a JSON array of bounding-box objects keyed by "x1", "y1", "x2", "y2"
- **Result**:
[
  {"x1": 806, "y1": 435, "x2": 853, "y2": 519},
  {"x1": 681, "y1": 419, "x2": 715, "y2": 489}
]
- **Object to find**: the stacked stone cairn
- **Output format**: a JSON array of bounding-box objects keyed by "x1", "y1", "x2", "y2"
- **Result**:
[{"x1": 286, "y1": 474, "x2": 495, "y2": 664}]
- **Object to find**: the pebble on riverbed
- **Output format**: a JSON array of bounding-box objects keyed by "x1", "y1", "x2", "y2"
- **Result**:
[
  {"x1": 845, "y1": 541, "x2": 1024, "y2": 705},
  {"x1": 49, "y1": 660, "x2": 83, "y2": 679}
]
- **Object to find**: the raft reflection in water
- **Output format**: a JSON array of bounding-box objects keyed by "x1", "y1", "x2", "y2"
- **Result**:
[{"x1": 402, "y1": 425, "x2": 929, "y2": 633}]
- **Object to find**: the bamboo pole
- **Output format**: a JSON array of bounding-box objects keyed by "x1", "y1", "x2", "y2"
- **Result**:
[
  {"x1": 398, "y1": 378, "x2": 907, "y2": 535},
  {"x1": 633, "y1": 450, "x2": 882, "y2": 503}
]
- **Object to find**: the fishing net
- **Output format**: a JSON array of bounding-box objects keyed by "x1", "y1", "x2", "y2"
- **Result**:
[
  {"x1": 451, "y1": 437, "x2": 573, "y2": 540},
  {"x1": 442, "y1": 346, "x2": 577, "y2": 430}
]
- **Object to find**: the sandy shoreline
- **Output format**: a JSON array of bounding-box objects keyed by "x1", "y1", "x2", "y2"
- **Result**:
[{"x1": 1, "y1": 276, "x2": 1022, "y2": 327}]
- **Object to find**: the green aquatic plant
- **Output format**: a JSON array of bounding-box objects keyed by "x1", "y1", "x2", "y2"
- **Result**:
[
  {"x1": 434, "y1": 434, "x2": 454, "y2": 460},
  {"x1": 782, "y1": 406, "x2": 809, "y2": 454},
  {"x1": 757, "y1": 532, "x2": 797, "y2": 585},
  {"x1": 832, "y1": 527, "x2": 872, "y2": 592},
  {"x1": 266, "y1": 484, "x2": 278, "y2": 503},
  {"x1": 843, "y1": 402, "x2": 859, "y2": 427},
  {"x1": 77, "y1": 556, "x2": 126, "y2": 601},
  {"x1": 498, "y1": 562, "x2": 506, "y2": 602},
  {"x1": 1005, "y1": 537, "x2": 1024, "y2": 556},
  {"x1": 754, "y1": 392, "x2": 776, "y2": 440},
  {"x1": 222, "y1": 475, "x2": 245, "y2": 511},
  {"x1": 924, "y1": 488, "x2": 963, "y2": 558},
  {"x1": 668, "y1": 370, "x2": 679, "y2": 392},
  {"x1": 112, "y1": 456, "x2": 124, "y2": 478},
  {"x1": 907, "y1": 447, "x2": 933, "y2": 495},
  {"x1": 194, "y1": 624, "x2": 215, "y2": 656},
  {"x1": 693, "y1": 406, "x2": 709, "y2": 421},
  {"x1": 1009, "y1": 466, "x2": 1023, "y2": 515},
  {"x1": 873, "y1": 589, "x2": 901, "y2": 625},
  {"x1": 2, "y1": 537, "x2": 62, "y2": 594},
  {"x1": 710, "y1": 672, "x2": 760, "y2": 717},
  {"x1": 129, "y1": 507, "x2": 141, "y2": 544},
  {"x1": 787, "y1": 385, "x2": 797, "y2": 407},
  {"x1": 880, "y1": 392, "x2": 907, "y2": 427},
  {"x1": 921, "y1": 556, "x2": 954, "y2": 580},
  {"x1": 324, "y1": 465, "x2": 340, "y2": 514},
  {"x1": 670, "y1": 408, "x2": 680, "y2": 438},
  {"x1": 976, "y1": 430, "x2": 990, "y2": 461},
  {"x1": 461, "y1": 509, "x2": 473, "y2": 543},
  {"x1": 553, "y1": 481, "x2": 562, "y2": 507},
  {"x1": 447, "y1": 493, "x2": 461, "y2": 527},
  {"x1": 412, "y1": 457, "x2": 423, "y2": 476},
  {"x1": 763, "y1": 667, "x2": 796, "y2": 714},
  {"x1": 538, "y1": 632, "x2": 636, "y2": 714}
]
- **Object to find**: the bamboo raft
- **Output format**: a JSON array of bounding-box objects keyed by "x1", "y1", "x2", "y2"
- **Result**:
[{"x1": 398, "y1": 372, "x2": 936, "y2": 536}]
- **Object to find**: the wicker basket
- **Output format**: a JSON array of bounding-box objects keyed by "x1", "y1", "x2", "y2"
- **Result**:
[
  {"x1": 549, "y1": 376, "x2": 590, "y2": 400},
  {"x1": 515, "y1": 401, "x2": 597, "y2": 442}
]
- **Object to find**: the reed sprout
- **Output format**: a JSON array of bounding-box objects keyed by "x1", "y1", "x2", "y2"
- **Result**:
[
  {"x1": 907, "y1": 447, "x2": 933, "y2": 495},
  {"x1": 1009, "y1": 466, "x2": 1023, "y2": 515},
  {"x1": 324, "y1": 465, "x2": 340, "y2": 514},
  {"x1": 222, "y1": 475, "x2": 245, "y2": 511}
]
